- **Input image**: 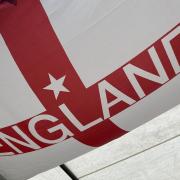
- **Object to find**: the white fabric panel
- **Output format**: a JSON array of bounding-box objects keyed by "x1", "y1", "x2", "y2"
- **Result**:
[
  {"x1": 0, "y1": 35, "x2": 45, "y2": 128},
  {"x1": 80, "y1": 136, "x2": 180, "y2": 180},
  {"x1": 28, "y1": 167, "x2": 71, "y2": 180},
  {"x1": 66, "y1": 105, "x2": 180, "y2": 178},
  {"x1": 41, "y1": 0, "x2": 180, "y2": 87},
  {"x1": 40, "y1": 0, "x2": 124, "y2": 45},
  {"x1": 0, "y1": 139, "x2": 93, "y2": 180}
]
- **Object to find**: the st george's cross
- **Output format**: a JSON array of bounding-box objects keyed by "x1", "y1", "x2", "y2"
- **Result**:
[{"x1": 0, "y1": 0, "x2": 179, "y2": 158}]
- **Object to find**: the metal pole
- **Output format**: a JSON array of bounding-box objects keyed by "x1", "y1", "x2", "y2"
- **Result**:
[{"x1": 60, "y1": 164, "x2": 78, "y2": 180}]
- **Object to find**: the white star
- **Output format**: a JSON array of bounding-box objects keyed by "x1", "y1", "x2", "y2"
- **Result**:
[{"x1": 43, "y1": 74, "x2": 69, "y2": 99}]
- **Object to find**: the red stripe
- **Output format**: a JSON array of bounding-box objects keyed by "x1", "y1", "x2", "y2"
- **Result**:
[
  {"x1": 0, "y1": 0, "x2": 125, "y2": 155},
  {"x1": 0, "y1": 0, "x2": 179, "y2": 155}
]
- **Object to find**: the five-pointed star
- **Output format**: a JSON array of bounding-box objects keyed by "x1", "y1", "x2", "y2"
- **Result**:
[{"x1": 43, "y1": 74, "x2": 69, "y2": 99}]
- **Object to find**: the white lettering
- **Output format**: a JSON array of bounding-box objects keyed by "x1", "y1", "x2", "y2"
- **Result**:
[
  {"x1": 0, "y1": 143, "x2": 14, "y2": 156},
  {"x1": 123, "y1": 47, "x2": 169, "y2": 98},
  {"x1": 0, "y1": 126, "x2": 40, "y2": 154},
  {"x1": 98, "y1": 80, "x2": 136, "y2": 119},
  {"x1": 29, "y1": 114, "x2": 74, "y2": 144},
  {"x1": 162, "y1": 25, "x2": 180, "y2": 74},
  {"x1": 59, "y1": 104, "x2": 103, "y2": 131}
]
